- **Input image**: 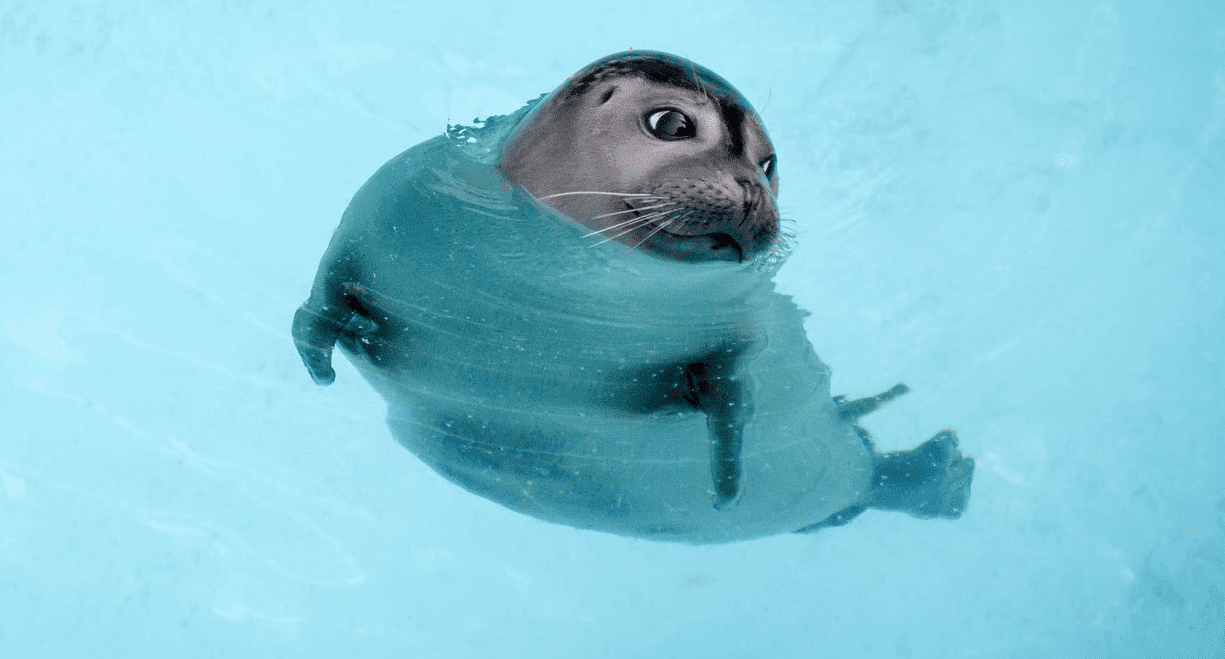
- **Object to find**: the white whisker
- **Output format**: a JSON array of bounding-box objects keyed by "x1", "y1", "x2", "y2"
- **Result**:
[
  {"x1": 633, "y1": 220, "x2": 675, "y2": 248},
  {"x1": 584, "y1": 208, "x2": 680, "y2": 236},
  {"x1": 591, "y1": 211, "x2": 680, "y2": 246},
  {"x1": 583, "y1": 209, "x2": 679, "y2": 240},
  {"x1": 537, "y1": 191, "x2": 660, "y2": 201},
  {"x1": 588, "y1": 203, "x2": 671, "y2": 221}
]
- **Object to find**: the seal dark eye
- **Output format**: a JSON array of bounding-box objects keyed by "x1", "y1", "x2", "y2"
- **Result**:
[
  {"x1": 645, "y1": 109, "x2": 696, "y2": 141},
  {"x1": 760, "y1": 154, "x2": 777, "y2": 179}
]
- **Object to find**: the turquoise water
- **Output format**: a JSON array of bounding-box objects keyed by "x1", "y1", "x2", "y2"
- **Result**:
[{"x1": 3, "y1": 1, "x2": 1223, "y2": 656}]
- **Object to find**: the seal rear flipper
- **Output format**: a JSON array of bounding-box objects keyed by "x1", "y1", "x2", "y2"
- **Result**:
[
  {"x1": 791, "y1": 504, "x2": 867, "y2": 535},
  {"x1": 868, "y1": 430, "x2": 974, "y2": 519}
]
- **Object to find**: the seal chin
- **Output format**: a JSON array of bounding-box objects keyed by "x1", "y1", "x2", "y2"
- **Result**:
[{"x1": 640, "y1": 229, "x2": 743, "y2": 263}]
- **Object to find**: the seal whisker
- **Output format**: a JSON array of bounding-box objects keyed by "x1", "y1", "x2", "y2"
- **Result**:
[
  {"x1": 588, "y1": 203, "x2": 671, "y2": 221},
  {"x1": 633, "y1": 219, "x2": 676, "y2": 248},
  {"x1": 587, "y1": 210, "x2": 678, "y2": 245},
  {"x1": 582, "y1": 208, "x2": 679, "y2": 239},
  {"x1": 584, "y1": 206, "x2": 678, "y2": 234},
  {"x1": 537, "y1": 191, "x2": 661, "y2": 201},
  {"x1": 586, "y1": 215, "x2": 670, "y2": 243}
]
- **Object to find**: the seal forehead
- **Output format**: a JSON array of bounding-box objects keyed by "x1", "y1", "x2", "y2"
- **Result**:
[{"x1": 560, "y1": 51, "x2": 759, "y2": 117}]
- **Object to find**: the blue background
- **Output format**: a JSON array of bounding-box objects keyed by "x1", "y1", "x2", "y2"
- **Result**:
[{"x1": 2, "y1": 1, "x2": 1223, "y2": 656}]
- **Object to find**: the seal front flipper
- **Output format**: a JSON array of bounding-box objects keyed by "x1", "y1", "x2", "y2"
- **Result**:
[
  {"x1": 684, "y1": 360, "x2": 753, "y2": 509},
  {"x1": 292, "y1": 301, "x2": 380, "y2": 385},
  {"x1": 292, "y1": 301, "x2": 346, "y2": 385},
  {"x1": 292, "y1": 249, "x2": 379, "y2": 385}
]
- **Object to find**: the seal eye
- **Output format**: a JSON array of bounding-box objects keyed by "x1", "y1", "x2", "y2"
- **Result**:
[
  {"x1": 645, "y1": 109, "x2": 696, "y2": 141},
  {"x1": 759, "y1": 155, "x2": 777, "y2": 179}
]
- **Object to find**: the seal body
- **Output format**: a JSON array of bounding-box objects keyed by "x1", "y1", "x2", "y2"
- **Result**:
[{"x1": 292, "y1": 52, "x2": 973, "y2": 543}]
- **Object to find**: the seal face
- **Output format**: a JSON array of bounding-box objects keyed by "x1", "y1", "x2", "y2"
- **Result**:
[
  {"x1": 291, "y1": 51, "x2": 974, "y2": 543},
  {"x1": 499, "y1": 51, "x2": 780, "y2": 263}
]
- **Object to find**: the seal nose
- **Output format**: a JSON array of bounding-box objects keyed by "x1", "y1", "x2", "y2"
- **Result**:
[
  {"x1": 735, "y1": 178, "x2": 780, "y2": 261},
  {"x1": 736, "y1": 178, "x2": 759, "y2": 219}
]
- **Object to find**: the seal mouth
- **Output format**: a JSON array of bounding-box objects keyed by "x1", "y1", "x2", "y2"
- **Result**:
[
  {"x1": 643, "y1": 225, "x2": 743, "y2": 262},
  {"x1": 613, "y1": 193, "x2": 768, "y2": 264},
  {"x1": 583, "y1": 198, "x2": 754, "y2": 263}
]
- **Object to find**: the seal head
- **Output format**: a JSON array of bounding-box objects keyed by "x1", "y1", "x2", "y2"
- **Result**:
[{"x1": 499, "y1": 51, "x2": 780, "y2": 263}]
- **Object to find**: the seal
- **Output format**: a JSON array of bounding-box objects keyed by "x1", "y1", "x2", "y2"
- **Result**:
[{"x1": 291, "y1": 51, "x2": 973, "y2": 543}]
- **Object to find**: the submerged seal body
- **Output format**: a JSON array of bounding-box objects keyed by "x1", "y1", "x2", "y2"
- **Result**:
[{"x1": 292, "y1": 51, "x2": 973, "y2": 543}]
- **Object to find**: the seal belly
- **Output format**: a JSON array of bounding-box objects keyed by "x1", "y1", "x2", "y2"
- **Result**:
[
  {"x1": 378, "y1": 396, "x2": 872, "y2": 544},
  {"x1": 342, "y1": 268, "x2": 875, "y2": 543}
]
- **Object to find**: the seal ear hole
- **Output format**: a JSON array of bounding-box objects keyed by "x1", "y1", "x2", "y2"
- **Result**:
[
  {"x1": 599, "y1": 87, "x2": 617, "y2": 104},
  {"x1": 645, "y1": 108, "x2": 696, "y2": 141}
]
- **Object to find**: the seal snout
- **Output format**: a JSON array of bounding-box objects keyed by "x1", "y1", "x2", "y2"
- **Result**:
[{"x1": 637, "y1": 178, "x2": 778, "y2": 263}]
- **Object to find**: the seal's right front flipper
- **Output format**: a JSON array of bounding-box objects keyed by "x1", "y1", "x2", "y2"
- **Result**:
[
  {"x1": 292, "y1": 250, "x2": 371, "y2": 386},
  {"x1": 292, "y1": 300, "x2": 358, "y2": 385}
]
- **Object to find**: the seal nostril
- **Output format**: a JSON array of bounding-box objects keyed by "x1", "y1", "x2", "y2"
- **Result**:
[{"x1": 738, "y1": 180, "x2": 760, "y2": 218}]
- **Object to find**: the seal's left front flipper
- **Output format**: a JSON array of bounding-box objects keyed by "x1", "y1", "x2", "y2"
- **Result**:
[{"x1": 684, "y1": 360, "x2": 753, "y2": 509}]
